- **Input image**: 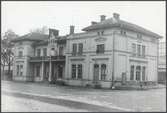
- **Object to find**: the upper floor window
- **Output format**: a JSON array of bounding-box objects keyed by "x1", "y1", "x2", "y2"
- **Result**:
[
  {"x1": 78, "y1": 43, "x2": 83, "y2": 55},
  {"x1": 137, "y1": 44, "x2": 141, "y2": 56},
  {"x1": 137, "y1": 34, "x2": 142, "y2": 39},
  {"x1": 37, "y1": 49, "x2": 41, "y2": 57},
  {"x1": 120, "y1": 30, "x2": 126, "y2": 35},
  {"x1": 72, "y1": 43, "x2": 77, "y2": 56},
  {"x1": 132, "y1": 43, "x2": 136, "y2": 56},
  {"x1": 59, "y1": 46, "x2": 63, "y2": 56},
  {"x1": 96, "y1": 44, "x2": 105, "y2": 54},
  {"x1": 43, "y1": 48, "x2": 47, "y2": 56},
  {"x1": 18, "y1": 51, "x2": 23, "y2": 57},
  {"x1": 142, "y1": 45, "x2": 146, "y2": 57}
]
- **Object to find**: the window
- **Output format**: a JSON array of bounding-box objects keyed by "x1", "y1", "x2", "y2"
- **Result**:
[
  {"x1": 43, "y1": 48, "x2": 47, "y2": 56},
  {"x1": 97, "y1": 31, "x2": 104, "y2": 36},
  {"x1": 72, "y1": 43, "x2": 77, "y2": 56},
  {"x1": 36, "y1": 66, "x2": 40, "y2": 77},
  {"x1": 37, "y1": 49, "x2": 41, "y2": 57},
  {"x1": 59, "y1": 46, "x2": 63, "y2": 56},
  {"x1": 142, "y1": 66, "x2": 146, "y2": 81},
  {"x1": 19, "y1": 51, "x2": 23, "y2": 57},
  {"x1": 132, "y1": 43, "x2": 136, "y2": 56},
  {"x1": 20, "y1": 65, "x2": 23, "y2": 76},
  {"x1": 101, "y1": 64, "x2": 106, "y2": 80},
  {"x1": 97, "y1": 32, "x2": 100, "y2": 36},
  {"x1": 72, "y1": 64, "x2": 76, "y2": 79},
  {"x1": 121, "y1": 30, "x2": 126, "y2": 35},
  {"x1": 130, "y1": 65, "x2": 134, "y2": 80},
  {"x1": 137, "y1": 34, "x2": 142, "y2": 39},
  {"x1": 101, "y1": 31, "x2": 104, "y2": 35},
  {"x1": 136, "y1": 66, "x2": 141, "y2": 81},
  {"x1": 78, "y1": 64, "x2": 82, "y2": 79},
  {"x1": 17, "y1": 65, "x2": 19, "y2": 75},
  {"x1": 137, "y1": 44, "x2": 141, "y2": 56},
  {"x1": 78, "y1": 43, "x2": 83, "y2": 55},
  {"x1": 142, "y1": 45, "x2": 145, "y2": 57},
  {"x1": 96, "y1": 44, "x2": 105, "y2": 54}
]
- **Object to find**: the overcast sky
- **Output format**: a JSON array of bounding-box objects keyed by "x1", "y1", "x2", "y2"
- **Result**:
[{"x1": 2, "y1": 1, "x2": 166, "y2": 41}]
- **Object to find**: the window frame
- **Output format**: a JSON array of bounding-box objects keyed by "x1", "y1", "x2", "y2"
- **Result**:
[{"x1": 96, "y1": 44, "x2": 105, "y2": 54}]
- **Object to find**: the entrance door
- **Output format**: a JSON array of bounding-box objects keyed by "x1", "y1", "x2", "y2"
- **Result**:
[
  {"x1": 58, "y1": 65, "x2": 63, "y2": 79},
  {"x1": 93, "y1": 64, "x2": 99, "y2": 84}
]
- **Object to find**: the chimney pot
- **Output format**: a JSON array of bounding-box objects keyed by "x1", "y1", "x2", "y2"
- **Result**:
[
  {"x1": 70, "y1": 25, "x2": 75, "y2": 34},
  {"x1": 113, "y1": 13, "x2": 120, "y2": 20},
  {"x1": 100, "y1": 15, "x2": 106, "y2": 22}
]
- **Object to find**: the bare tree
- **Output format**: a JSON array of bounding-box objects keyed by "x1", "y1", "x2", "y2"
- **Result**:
[{"x1": 1, "y1": 29, "x2": 18, "y2": 77}]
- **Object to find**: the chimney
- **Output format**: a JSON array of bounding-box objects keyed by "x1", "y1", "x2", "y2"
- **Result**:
[
  {"x1": 100, "y1": 15, "x2": 106, "y2": 22},
  {"x1": 91, "y1": 21, "x2": 97, "y2": 25},
  {"x1": 70, "y1": 25, "x2": 75, "y2": 34},
  {"x1": 113, "y1": 13, "x2": 120, "y2": 20},
  {"x1": 49, "y1": 29, "x2": 59, "y2": 37}
]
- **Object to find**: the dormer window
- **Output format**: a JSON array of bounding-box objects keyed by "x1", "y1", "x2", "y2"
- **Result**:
[
  {"x1": 120, "y1": 30, "x2": 126, "y2": 35},
  {"x1": 97, "y1": 31, "x2": 104, "y2": 36}
]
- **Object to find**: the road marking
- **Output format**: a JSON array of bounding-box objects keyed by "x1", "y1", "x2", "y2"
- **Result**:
[{"x1": 2, "y1": 89, "x2": 134, "y2": 112}]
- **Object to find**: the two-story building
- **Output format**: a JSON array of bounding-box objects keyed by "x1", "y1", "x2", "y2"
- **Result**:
[
  {"x1": 11, "y1": 13, "x2": 162, "y2": 88},
  {"x1": 12, "y1": 29, "x2": 67, "y2": 82},
  {"x1": 64, "y1": 13, "x2": 162, "y2": 88}
]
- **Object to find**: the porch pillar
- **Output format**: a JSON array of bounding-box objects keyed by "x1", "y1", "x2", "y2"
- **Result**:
[
  {"x1": 41, "y1": 62, "x2": 44, "y2": 81},
  {"x1": 49, "y1": 61, "x2": 52, "y2": 82}
]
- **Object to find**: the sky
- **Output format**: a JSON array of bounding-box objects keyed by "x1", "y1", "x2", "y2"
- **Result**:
[{"x1": 1, "y1": 1, "x2": 166, "y2": 41}]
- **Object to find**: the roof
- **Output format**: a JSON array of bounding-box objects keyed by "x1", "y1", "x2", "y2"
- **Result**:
[
  {"x1": 11, "y1": 33, "x2": 49, "y2": 42},
  {"x1": 82, "y1": 18, "x2": 162, "y2": 38},
  {"x1": 32, "y1": 35, "x2": 68, "y2": 46}
]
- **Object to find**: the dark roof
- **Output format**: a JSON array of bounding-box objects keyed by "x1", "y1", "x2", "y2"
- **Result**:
[
  {"x1": 11, "y1": 33, "x2": 49, "y2": 42},
  {"x1": 82, "y1": 18, "x2": 162, "y2": 38},
  {"x1": 33, "y1": 35, "x2": 68, "y2": 46}
]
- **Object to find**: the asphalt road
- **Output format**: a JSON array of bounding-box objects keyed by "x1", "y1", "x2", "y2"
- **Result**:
[{"x1": 1, "y1": 81, "x2": 166, "y2": 112}]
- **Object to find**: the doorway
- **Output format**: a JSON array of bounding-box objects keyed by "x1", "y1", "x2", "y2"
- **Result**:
[
  {"x1": 58, "y1": 65, "x2": 63, "y2": 79},
  {"x1": 93, "y1": 64, "x2": 99, "y2": 84}
]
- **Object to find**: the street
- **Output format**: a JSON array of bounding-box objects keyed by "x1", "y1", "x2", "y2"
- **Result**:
[{"x1": 1, "y1": 81, "x2": 166, "y2": 112}]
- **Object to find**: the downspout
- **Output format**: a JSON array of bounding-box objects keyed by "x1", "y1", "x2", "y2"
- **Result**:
[{"x1": 111, "y1": 31, "x2": 115, "y2": 89}]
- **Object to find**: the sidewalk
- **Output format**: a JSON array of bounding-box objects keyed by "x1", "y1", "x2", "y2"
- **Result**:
[{"x1": 1, "y1": 80, "x2": 166, "y2": 112}]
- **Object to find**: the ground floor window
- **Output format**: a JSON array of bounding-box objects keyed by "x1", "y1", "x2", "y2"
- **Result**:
[
  {"x1": 36, "y1": 66, "x2": 40, "y2": 77},
  {"x1": 72, "y1": 64, "x2": 77, "y2": 79},
  {"x1": 78, "y1": 64, "x2": 82, "y2": 79},
  {"x1": 71, "y1": 64, "x2": 82, "y2": 79},
  {"x1": 130, "y1": 65, "x2": 146, "y2": 81},
  {"x1": 142, "y1": 66, "x2": 146, "y2": 81},
  {"x1": 136, "y1": 66, "x2": 141, "y2": 81},
  {"x1": 16, "y1": 64, "x2": 23, "y2": 76},
  {"x1": 17, "y1": 65, "x2": 19, "y2": 75},
  {"x1": 101, "y1": 64, "x2": 106, "y2": 80}
]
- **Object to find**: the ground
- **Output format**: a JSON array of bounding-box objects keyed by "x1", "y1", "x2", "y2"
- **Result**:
[{"x1": 1, "y1": 80, "x2": 166, "y2": 112}]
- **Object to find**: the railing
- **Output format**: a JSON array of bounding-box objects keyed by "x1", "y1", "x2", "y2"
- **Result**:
[
  {"x1": 51, "y1": 56, "x2": 65, "y2": 60},
  {"x1": 29, "y1": 56, "x2": 65, "y2": 61}
]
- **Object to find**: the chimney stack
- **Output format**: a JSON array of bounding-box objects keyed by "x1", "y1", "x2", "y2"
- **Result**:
[
  {"x1": 100, "y1": 15, "x2": 106, "y2": 22},
  {"x1": 70, "y1": 25, "x2": 75, "y2": 35},
  {"x1": 113, "y1": 13, "x2": 120, "y2": 20},
  {"x1": 49, "y1": 29, "x2": 59, "y2": 37}
]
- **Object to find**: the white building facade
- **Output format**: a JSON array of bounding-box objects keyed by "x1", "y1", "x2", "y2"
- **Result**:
[{"x1": 12, "y1": 13, "x2": 162, "y2": 88}]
